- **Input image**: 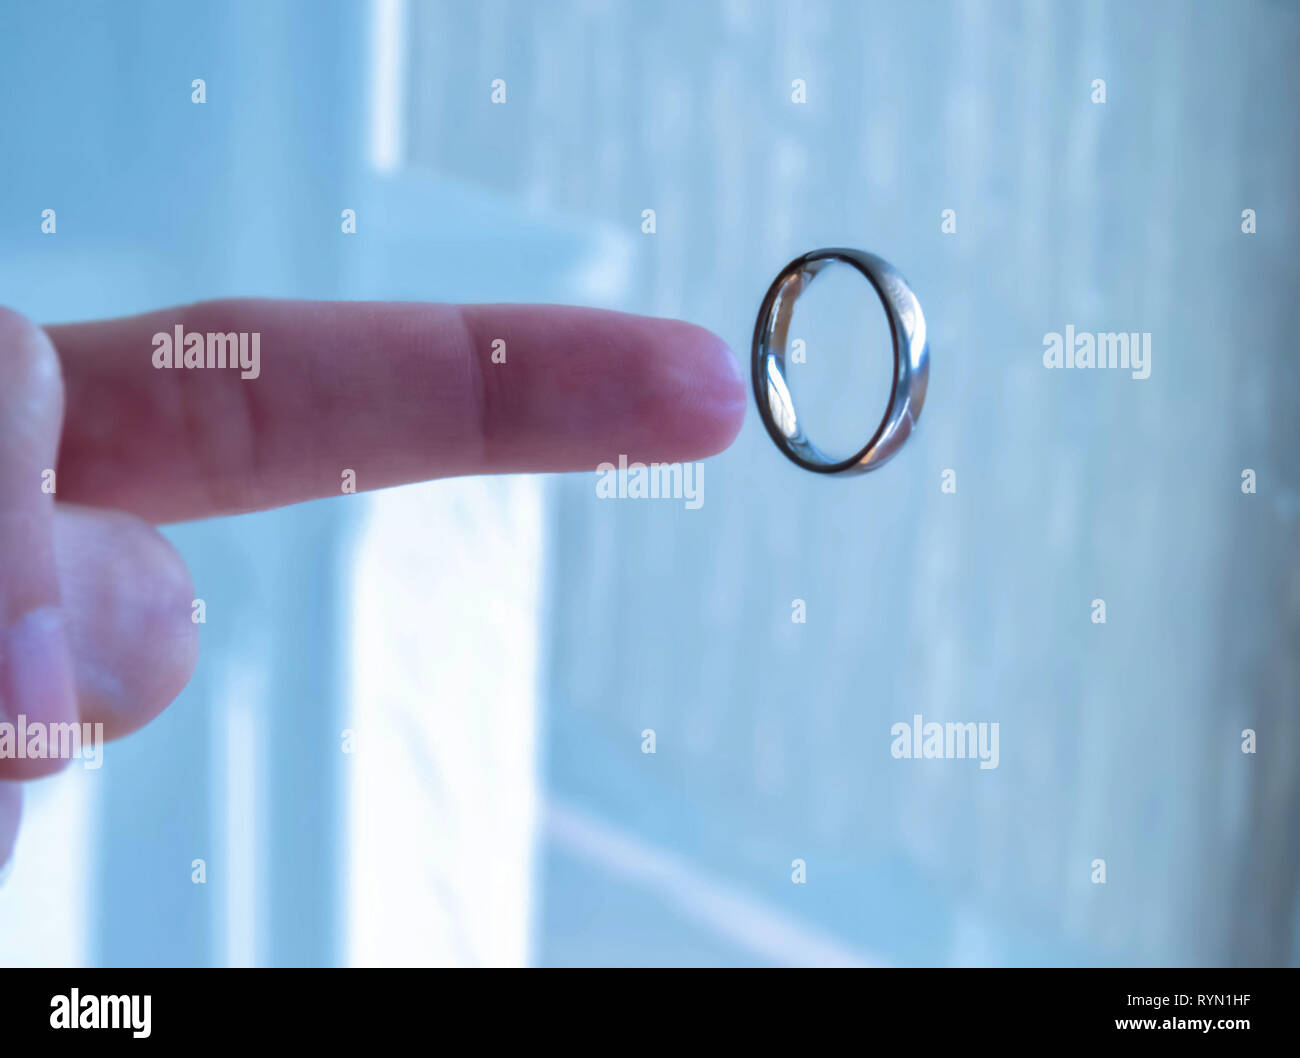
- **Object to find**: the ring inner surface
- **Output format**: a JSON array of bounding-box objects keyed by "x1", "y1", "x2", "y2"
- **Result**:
[{"x1": 760, "y1": 256, "x2": 894, "y2": 468}]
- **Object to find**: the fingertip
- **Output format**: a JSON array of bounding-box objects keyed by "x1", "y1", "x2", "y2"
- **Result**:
[
  {"x1": 459, "y1": 304, "x2": 749, "y2": 471},
  {"x1": 0, "y1": 607, "x2": 78, "y2": 781},
  {"x1": 666, "y1": 320, "x2": 747, "y2": 459},
  {"x1": 127, "y1": 527, "x2": 201, "y2": 735},
  {"x1": 563, "y1": 309, "x2": 747, "y2": 466},
  {"x1": 0, "y1": 305, "x2": 63, "y2": 422},
  {"x1": 53, "y1": 507, "x2": 199, "y2": 742}
]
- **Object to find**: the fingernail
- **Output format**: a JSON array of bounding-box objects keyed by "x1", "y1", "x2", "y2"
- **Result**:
[{"x1": 0, "y1": 607, "x2": 76, "y2": 727}]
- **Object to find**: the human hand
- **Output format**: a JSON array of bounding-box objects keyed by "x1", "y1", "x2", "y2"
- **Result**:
[{"x1": 0, "y1": 299, "x2": 746, "y2": 868}]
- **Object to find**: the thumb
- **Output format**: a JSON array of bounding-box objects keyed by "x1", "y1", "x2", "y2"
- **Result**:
[{"x1": 0, "y1": 307, "x2": 78, "y2": 780}]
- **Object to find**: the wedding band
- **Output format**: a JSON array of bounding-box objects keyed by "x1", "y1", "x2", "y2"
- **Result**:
[{"x1": 751, "y1": 248, "x2": 930, "y2": 475}]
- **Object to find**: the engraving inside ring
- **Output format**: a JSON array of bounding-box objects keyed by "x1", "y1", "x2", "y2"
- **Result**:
[{"x1": 762, "y1": 257, "x2": 896, "y2": 465}]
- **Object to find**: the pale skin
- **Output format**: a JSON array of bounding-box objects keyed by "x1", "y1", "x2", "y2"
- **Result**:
[{"x1": 0, "y1": 300, "x2": 746, "y2": 867}]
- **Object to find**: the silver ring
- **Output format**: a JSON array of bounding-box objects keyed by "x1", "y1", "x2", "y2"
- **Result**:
[{"x1": 751, "y1": 248, "x2": 930, "y2": 475}]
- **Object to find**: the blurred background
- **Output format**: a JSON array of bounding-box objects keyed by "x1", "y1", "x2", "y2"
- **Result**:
[{"x1": 0, "y1": 0, "x2": 1297, "y2": 967}]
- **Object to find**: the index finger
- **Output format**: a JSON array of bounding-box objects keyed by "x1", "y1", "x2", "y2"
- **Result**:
[{"x1": 46, "y1": 299, "x2": 746, "y2": 524}]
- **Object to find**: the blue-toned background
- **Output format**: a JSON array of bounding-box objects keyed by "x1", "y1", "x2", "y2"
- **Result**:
[{"x1": 0, "y1": 0, "x2": 1296, "y2": 967}]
